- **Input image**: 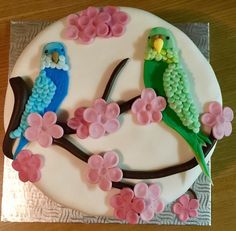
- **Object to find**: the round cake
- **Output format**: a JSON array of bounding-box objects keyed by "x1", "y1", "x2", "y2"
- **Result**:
[{"x1": 3, "y1": 6, "x2": 232, "y2": 224}]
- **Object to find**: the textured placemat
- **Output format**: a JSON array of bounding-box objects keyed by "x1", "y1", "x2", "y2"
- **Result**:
[{"x1": 1, "y1": 21, "x2": 211, "y2": 225}]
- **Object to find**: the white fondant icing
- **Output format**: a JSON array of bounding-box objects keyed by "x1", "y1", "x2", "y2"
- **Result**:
[{"x1": 4, "y1": 7, "x2": 222, "y2": 216}]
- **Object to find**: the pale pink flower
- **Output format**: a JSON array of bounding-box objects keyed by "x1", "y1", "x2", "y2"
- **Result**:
[
  {"x1": 24, "y1": 112, "x2": 64, "y2": 147},
  {"x1": 87, "y1": 151, "x2": 123, "y2": 191},
  {"x1": 83, "y1": 98, "x2": 120, "y2": 138},
  {"x1": 64, "y1": 6, "x2": 129, "y2": 44},
  {"x1": 201, "y1": 101, "x2": 234, "y2": 140},
  {"x1": 132, "y1": 88, "x2": 166, "y2": 125},
  {"x1": 134, "y1": 182, "x2": 165, "y2": 221}
]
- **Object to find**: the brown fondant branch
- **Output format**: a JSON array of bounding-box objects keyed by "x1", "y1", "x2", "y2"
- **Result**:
[
  {"x1": 2, "y1": 77, "x2": 29, "y2": 160},
  {"x1": 53, "y1": 133, "x2": 216, "y2": 179},
  {"x1": 57, "y1": 95, "x2": 141, "y2": 135},
  {"x1": 3, "y1": 76, "x2": 216, "y2": 190},
  {"x1": 57, "y1": 57, "x2": 139, "y2": 134},
  {"x1": 102, "y1": 58, "x2": 129, "y2": 101},
  {"x1": 53, "y1": 137, "x2": 134, "y2": 189}
]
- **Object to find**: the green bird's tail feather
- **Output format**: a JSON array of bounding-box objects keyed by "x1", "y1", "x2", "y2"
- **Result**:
[
  {"x1": 190, "y1": 133, "x2": 211, "y2": 179},
  {"x1": 162, "y1": 107, "x2": 212, "y2": 180}
]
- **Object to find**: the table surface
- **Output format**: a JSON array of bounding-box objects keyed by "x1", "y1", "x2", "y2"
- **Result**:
[{"x1": 0, "y1": 0, "x2": 235, "y2": 230}]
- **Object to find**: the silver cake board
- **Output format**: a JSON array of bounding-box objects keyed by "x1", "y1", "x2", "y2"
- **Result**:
[{"x1": 1, "y1": 21, "x2": 211, "y2": 225}]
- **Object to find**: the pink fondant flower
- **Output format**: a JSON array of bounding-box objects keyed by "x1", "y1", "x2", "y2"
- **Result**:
[
  {"x1": 131, "y1": 88, "x2": 167, "y2": 125},
  {"x1": 77, "y1": 15, "x2": 91, "y2": 29},
  {"x1": 87, "y1": 151, "x2": 123, "y2": 191},
  {"x1": 67, "y1": 107, "x2": 90, "y2": 139},
  {"x1": 172, "y1": 194, "x2": 199, "y2": 222},
  {"x1": 134, "y1": 183, "x2": 165, "y2": 221},
  {"x1": 112, "y1": 11, "x2": 129, "y2": 25},
  {"x1": 84, "y1": 98, "x2": 120, "y2": 138},
  {"x1": 12, "y1": 149, "x2": 43, "y2": 183},
  {"x1": 64, "y1": 25, "x2": 79, "y2": 40},
  {"x1": 66, "y1": 14, "x2": 79, "y2": 26},
  {"x1": 86, "y1": 6, "x2": 99, "y2": 18},
  {"x1": 96, "y1": 23, "x2": 110, "y2": 37},
  {"x1": 201, "y1": 101, "x2": 234, "y2": 140},
  {"x1": 110, "y1": 188, "x2": 145, "y2": 224},
  {"x1": 103, "y1": 6, "x2": 119, "y2": 15},
  {"x1": 24, "y1": 112, "x2": 64, "y2": 147},
  {"x1": 64, "y1": 6, "x2": 129, "y2": 44}
]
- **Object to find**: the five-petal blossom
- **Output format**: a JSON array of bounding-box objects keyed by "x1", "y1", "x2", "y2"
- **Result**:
[
  {"x1": 172, "y1": 194, "x2": 199, "y2": 222},
  {"x1": 64, "y1": 6, "x2": 129, "y2": 44},
  {"x1": 201, "y1": 101, "x2": 234, "y2": 140},
  {"x1": 110, "y1": 187, "x2": 145, "y2": 224},
  {"x1": 24, "y1": 112, "x2": 64, "y2": 147},
  {"x1": 131, "y1": 88, "x2": 166, "y2": 125},
  {"x1": 87, "y1": 151, "x2": 123, "y2": 191},
  {"x1": 134, "y1": 182, "x2": 165, "y2": 221},
  {"x1": 83, "y1": 98, "x2": 120, "y2": 138},
  {"x1": 12, "y1": 149, "x2": 43, "y2": 183},
  {"x1": 67, "y1": 107, "x2": 90, "y2": 139}
]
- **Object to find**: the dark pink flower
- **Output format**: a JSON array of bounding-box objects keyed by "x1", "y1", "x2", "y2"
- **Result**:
[
  {"x1": 172, "y1": 194, "x2": 199, "y2": 221},
  {"x1": 134, "y1": 183, "x2": 165, "y2": 221},
  {"x1": 131, "y1": 88, "x2": 167, "y2": 125},
  {"x1": 87, "y1": 151, "x2": 122, "y2": 191},
  {"x1": 110, "y1": 188, "x2": 145, "y2": 224},
  {"x1": 12, "y1": 149, "x2": 43, "y2": 183},
  {"x1": 24, "y1": 112, "x2": 64, "y2": 147},
  {"x1": 67, "y1": 107, "x2": 90, "y2": 139},
  {"x1": 201, "y1": 101, "x2": 234, "y2": 140},
  {"x1": 83, "y1": 98, "x2": 120, "y2": 138}
]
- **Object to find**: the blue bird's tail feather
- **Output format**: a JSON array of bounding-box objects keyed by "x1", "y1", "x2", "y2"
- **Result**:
[{"x1": 14, "y1": 136, "x2": 29, "y2": 159}]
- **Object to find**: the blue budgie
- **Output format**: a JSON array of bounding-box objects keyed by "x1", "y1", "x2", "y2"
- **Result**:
[{"x1": 10, "y1": 42, "x2": 70, "y2": 157}]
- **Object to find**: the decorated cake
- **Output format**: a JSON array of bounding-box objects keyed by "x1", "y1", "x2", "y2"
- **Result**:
[{"x1": 2, "y1": 6, "x2": 234, "y2": 224}]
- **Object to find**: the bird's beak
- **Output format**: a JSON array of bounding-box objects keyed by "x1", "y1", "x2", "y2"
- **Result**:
[
  {"x1": 52, "y1": 51, "x2": 59, "y2": 64},
  {"x1": 153, "y1": 37, "x2": 164, "y2": 54}
]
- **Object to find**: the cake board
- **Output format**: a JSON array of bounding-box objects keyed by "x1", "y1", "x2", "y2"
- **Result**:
[{"x1": 1, "y1": 20, "x2": 211, "y2": 225}]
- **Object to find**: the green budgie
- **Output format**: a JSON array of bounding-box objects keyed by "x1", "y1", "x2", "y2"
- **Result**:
[{"x1": 144, "y1": 27, "x2": 211, "y2": 179}]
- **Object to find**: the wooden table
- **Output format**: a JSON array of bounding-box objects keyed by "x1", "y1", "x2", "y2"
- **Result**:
[{"x1": 0, "y1": 0, "x2": 235, "y2": 230}]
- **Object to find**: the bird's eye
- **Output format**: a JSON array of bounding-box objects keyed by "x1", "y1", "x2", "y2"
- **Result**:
[
  {"x1": 148, "y1": 36, "x2": 150, "y2": 39},
  {"x1": 166, "y1": 36, "x2": 170, "y2": 40},
  {"x1": 61, "y1": 48, "x2": 64, "y2": 52},
  {"x1": 44, "y1": 49, "x2": 48, "y2": 54}
]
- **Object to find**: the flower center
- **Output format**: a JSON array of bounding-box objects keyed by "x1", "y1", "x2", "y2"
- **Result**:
[
  {"x1": 42, "y1": 125, "x2": 48, "y2": 132},
  {"x1": 100, "y1": 167, "x2": 107, "y2": 175},
  {"x1": 145, "y1": 198, "x2": 152, "y2": 207},
  {"x1": 146, "y1": 104, "x2": 152, "y2": 111},
  {"x1": 217, "y1": 115, "x2": 225, "y2": 124},
  {"x1": 99, "y1": 115, "x2": 107, "y2": 124},
  {"x1": 184, "y1": 207, "x2": 190, "y2": 214}
]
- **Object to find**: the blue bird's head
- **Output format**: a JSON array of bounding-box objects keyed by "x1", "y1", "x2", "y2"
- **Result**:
[{"x1": 41, "y1": 42, "x2": 69, "y2": 71}]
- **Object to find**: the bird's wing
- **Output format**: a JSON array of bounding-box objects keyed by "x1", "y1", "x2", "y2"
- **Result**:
[
  {"x1": 144, "y1": 60, "x2": 211, "y2": 179},
  {"x1": 10, "y1": 71, "x2": 56, "y2": 139},
  {"x1": 163, "y1": 63, "x2": 201, "y2": 134}
]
